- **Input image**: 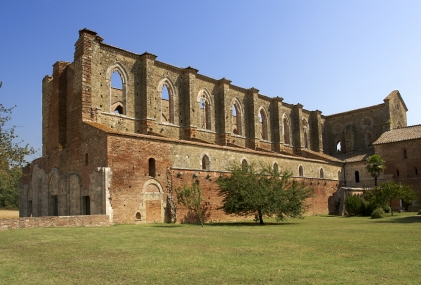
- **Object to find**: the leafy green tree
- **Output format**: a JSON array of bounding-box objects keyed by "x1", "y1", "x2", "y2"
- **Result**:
[
  {"x1": 366, "y1": 181, "x2": 415, "y2": 216},
  {"x1": 216, "y1": 162, "x2": 312, "y2": 224},
  {"x1": 0, "y1": 100, "x2": 35, "y2": 209},
  {"x1": 366, "y1": 154, "x2": 386, "y2": 186},
  {"x1": 175, "y1": 181, "x2": 205, "y2": 227}
]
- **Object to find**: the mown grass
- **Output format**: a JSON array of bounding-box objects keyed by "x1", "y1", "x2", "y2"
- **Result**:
[{"x1": 0, "y1": 213, "x2": 420, "y2": 284}]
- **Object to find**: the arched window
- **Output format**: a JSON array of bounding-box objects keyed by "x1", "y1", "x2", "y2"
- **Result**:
[
  {"x1": 403, "y1": 149, "x2": 407, "y2": 159},
  {"x1": 283, "y1": 115, "x2": 290, "y2": 145},
  {"x1": 336, "y1": 141, "x2": 342, "y2": 152},
  {"x1": 135, "y1": 212, "x2": 141, "y2": 220},
  {"x1": 396, "y1": 169, "x2": 400, "y2": 177},
  {"x1": 148, "y1": 158, "x2": 156, "y2": 177},
  {"x1": 158, "y1": 78, "x2": 176, "y2": 124},
  {"x1": 107, "y1": 64, "x2": 128, "y2": 115},
  {"x1": 231, "y1": 99, "x2": 242, "y2": 136},
  {"x1": 111, "y1": 71, "x2": 123, "y2": 89},
  {"x1": 242, "y1": 159, "x2": 248, "y2": 172},
  {"x1": 304, "y1": 132, "x2": 308, "y2": 149},
  {"x1": 320, "y1": 168, "x2": 324, "y2": 179},
  {"x1": 299, "y1": 165, "x2": 304, "y2": 177},
  {"x1": 198, "y1": 89, "x2": 212, "y2": 130},
  {"x1": 259, "y1": 108, "x2": 268, "y2": 140},
  {"x1": 338, "y1": 170, "x2": 341, "y2": 180},
  {"x1": 355, "y1": 171, "x2": 360, "y2": 183},
  {"x1": 201, "y1": 155, "x2": 210, "y2": 171},
  {"x1": 273, "y1": 162, "x2": 279, "y2": 173}
]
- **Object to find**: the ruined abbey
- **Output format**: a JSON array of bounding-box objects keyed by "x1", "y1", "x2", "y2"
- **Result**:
[{"x1": 19, "y1": 28, "x2": 419, "y2": 224}]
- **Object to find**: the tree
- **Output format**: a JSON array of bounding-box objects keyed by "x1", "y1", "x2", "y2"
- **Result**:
[
  {"x1": 366, "y1": 154, "x2": 386, "y2": 186},
  {"x1": 175, "y1": 181, "x2": 205, "y2": 227},
  {"x1": 0, "y1": 100, "x2": 35, "y2": 209},
  {"x1": 366, "y1": 181, "x2": 415, "y2": 216},
  {"x1": 216, "y1": 162, "x2": 312, "y2": 224}
]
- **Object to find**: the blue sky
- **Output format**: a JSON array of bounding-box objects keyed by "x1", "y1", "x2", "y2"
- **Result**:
[{"x1": 1, "y1": 0, "x2": 420, "y2": 158}]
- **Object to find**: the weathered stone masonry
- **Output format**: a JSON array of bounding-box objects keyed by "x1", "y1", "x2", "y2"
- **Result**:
[{"x1": 20, "y1": 28, "x2": 412, "y2": 224}]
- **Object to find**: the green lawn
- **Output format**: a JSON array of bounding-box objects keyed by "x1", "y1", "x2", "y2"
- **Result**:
[{"x1": 1, "y1": 213, "x2": 420, "y2": 285}]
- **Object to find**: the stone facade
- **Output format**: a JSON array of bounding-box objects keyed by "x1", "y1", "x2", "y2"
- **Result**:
[{"x1": 20, "y1": 28, "x2": 415, "y2": 224}]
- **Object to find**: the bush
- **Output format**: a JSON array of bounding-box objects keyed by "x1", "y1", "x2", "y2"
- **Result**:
[
  {"x1": 361, "y1": 198, "x2": 377, "y2": 216},
  {"x1": 418, "y1": 209, "x2": 421, "y2": 215},
  {"x1": 371, "y1": 207, "x2": 386, "y2": 219},
  {"x1": 345, "y1": 195, "x2": 364, "y2": 216}
]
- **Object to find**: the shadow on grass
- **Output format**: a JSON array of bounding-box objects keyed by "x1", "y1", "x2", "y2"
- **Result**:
[
  {"x1": 372, "y1": 215, "x2": 421, "y2": 224},
  {"x1": 206, "y1": 221, "x2": 299, "y2": 227}
]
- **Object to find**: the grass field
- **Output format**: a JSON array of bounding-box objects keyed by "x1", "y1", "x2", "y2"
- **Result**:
[
  {"x1": 0, "y1": 210, "x2": 19, "y2": 219},
  {"x1": 1, "y1": 213, "x2": 420, "y2": 285}
]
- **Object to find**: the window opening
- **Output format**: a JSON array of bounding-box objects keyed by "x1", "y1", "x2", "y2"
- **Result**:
[
  {"x1": 148, "y1": 158, "x2": 156, "y2": 177},
  {"x1": 320, "y1": 168, "x2": 324, "y2": 179},
  {"x1": 415, "y1": 167, "x2": 418, "y2": 176},
  {"x1": 83, "y1": 196, "x2": 90, "y2": 215},
  {"x1": 111, "y1": 71, "x2": 122, "y2": 89},
  {"x1": 304, "y1": 132, "x2": 308, "y2": 149},
  {"x1": 355, "y1": 171, "x2": 360, "y2": 183},
  {"x1": 299, "y1": 166, "x2": 304, "y2": 177},
  {"x1": 260, "y1": 109, "x2": 267, "y2": 140},
  {"x1": 85, "y1": 153, "x2": 88, "y2": 166},
  {"x1": 273, "y1": 163, "x2": 279, "y2": 173},
  {"x1": 202, "y1": 155, "x2": 210, "y2": 171},
  {"x1": 28, "y1": 201, "x2": 32, "y2": 217},
  {"x1": 283, "y1": 117, "x2": 290, "y2": 144},
  {"x1": 241, "y1": 159, "x2": 248, "y2": 172},
  {"x1": 199, "y1": 97, "x2": 211, "y2": 130},
  {"x1": 396, "y1": 169, "x2": 400, "y2": 177},
  {"x1": 232, "y1": 104, "x2": 240, "y2": 135},
  {"x1": 52, "y1": 195, "x2": 58, "y2": 216},
  {"x1": 136, "y1": 212, "x2": 141, "y2": 220},
  {"x1": 162, "y1": 85, "x2": 169, "y2": 100},
  {"x1": 403, "y1": 149, "x2": 407, "y2": 159},
  {"x1": 114, "y1": 105, "x2": 123, "y2": 114},
  {"x1": 336, "y1": 141, "x2": 341, "y2": 152}
]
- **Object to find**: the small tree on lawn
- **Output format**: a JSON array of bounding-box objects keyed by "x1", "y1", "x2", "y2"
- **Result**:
[
  {"x1": 366, "y1": 154, "x2": 386, "y2": 186},
  {"x1": 216, "y1": 162, "x2": 312, "y2": 225},
  {"x1": 0, "y1": 95, "x2": 35, "y2": 209},
  {"x1": 175, "y1": 181, "x2": 205, "y2": 227},
  {"x1": 367, "y1": 181, "x2": 415, "y2": 216}
]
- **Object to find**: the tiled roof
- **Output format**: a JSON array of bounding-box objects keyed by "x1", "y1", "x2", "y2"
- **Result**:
[
  {"x1": 333, "y1": 148, "x2": 374, "y2": 162},
  {"x1": 299, "y1": 148, "x2": 343, "y2": 163},
  {"x1": 374, "y1": 124, "x2": 421, "y2": 144}
]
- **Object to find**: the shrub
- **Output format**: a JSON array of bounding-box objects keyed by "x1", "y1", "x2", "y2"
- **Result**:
[
  {"x1": 345, "y1": 195, "x2": 364, "y2": 216},
  {"x1": 371, "y1": 207, "x2": 386, "y2": 219},
  {"x1": 361, "y1": 198, "x2": 377, "y2": 216},
  {"x1": 418, "y1": 208, "x2": 421, "y2": 215}
]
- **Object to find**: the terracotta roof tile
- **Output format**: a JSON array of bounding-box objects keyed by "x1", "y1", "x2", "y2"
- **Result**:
[
  {"x1": 333, "y1": 148, "x2": 374, "y2": 162},
  {"x1": 374, "y1": 124, "x2": 421, "y2": 144}
]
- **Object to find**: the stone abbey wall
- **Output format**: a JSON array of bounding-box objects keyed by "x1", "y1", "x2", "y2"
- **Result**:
[{"x1": 20, "y1": 28, "x2": 411, "y2": 224}]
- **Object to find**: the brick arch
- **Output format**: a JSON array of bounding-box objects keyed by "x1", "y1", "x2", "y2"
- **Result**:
[
  {"x1": 142, "y1": 179, "x2": 164, "y2": 193},
  {"x1": 106, "y1": 63, "x2": 128, "y2": 115},
  {"x1": 157, "y1": 78, "x2": 176, "y2": 124}
]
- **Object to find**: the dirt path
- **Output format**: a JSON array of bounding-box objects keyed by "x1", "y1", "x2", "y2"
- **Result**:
[{"x1": 0, "y1": 210, "x2": 19, "y2": 219}]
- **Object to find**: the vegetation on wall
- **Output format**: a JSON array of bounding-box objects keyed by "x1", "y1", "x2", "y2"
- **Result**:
[
  {"x1": 175, "y1": 181, "x2": 206, "y2": 227},
  {"x1": 216, "y1": 162, "x2": 312, "y2": 224}
]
